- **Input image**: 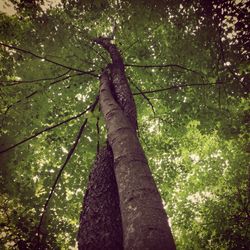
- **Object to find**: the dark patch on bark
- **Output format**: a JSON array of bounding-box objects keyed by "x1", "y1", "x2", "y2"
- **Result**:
[{"x1": 78, "y1": 145, "x2": 123, "y2": 250}]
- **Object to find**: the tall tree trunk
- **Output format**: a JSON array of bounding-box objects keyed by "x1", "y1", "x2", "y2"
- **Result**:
[
  {"x1": 98, "y1": 38, "x2": 176, "y2": 250},
  {"x1": 78, "y1": 145, "x2": 123, "y2": 249},
  {"x1": 78, "y1": 38, "x2": 176, "y2": 249}
]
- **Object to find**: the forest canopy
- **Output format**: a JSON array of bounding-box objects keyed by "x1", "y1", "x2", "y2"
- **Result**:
[{"x1": 0, "y1": 0, "x2": 249, "y2": 249}]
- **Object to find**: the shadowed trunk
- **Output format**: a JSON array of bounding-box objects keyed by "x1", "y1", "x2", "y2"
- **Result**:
[{"x1": 78, "y1": 145, "x2": 123, "y2": 249}]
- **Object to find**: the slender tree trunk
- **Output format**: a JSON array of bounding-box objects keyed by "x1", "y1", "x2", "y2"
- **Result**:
[
  {"x1": 98, "y1": 38, "x2": 176, "y2": 250},
  {"x1": 78, "y1": 145, "x2": 123, "y2": 249}
]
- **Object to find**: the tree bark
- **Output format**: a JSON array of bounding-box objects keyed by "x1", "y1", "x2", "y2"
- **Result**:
[
  {"x1": 98, "y1": 38, "x2": 176, "y2": 250},
  {"x1": 94, "y1": 37, "x2": 138, "y2": 130},
  {"x1": 78, "y1": 145, "x2": 123, "y2": 250},
  {"x1": 78, "y1": 38, "x2": 176, "y2": 249}
]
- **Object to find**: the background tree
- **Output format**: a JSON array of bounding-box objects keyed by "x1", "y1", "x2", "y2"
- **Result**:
[{"x1": 0, "y1": 0, "x2": 249, "y2": 249}]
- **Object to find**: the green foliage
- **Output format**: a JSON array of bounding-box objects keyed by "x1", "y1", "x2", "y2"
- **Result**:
[{"x1": 0, "y1": 0, "x2": 249, "y2": 249}]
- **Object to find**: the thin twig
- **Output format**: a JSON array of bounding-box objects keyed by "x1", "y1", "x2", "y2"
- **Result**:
[
  {"x1": 96, "y1": 110, "x2": 100, "y2": 154},
  {"x1": 123, "y1": 40, "x2": 139, "y2": 53},
  {"x1": 123, "y1": 23, "x2": 162, "y2": 53},
  {"x1": 84, "y1": 42, "x2": 109, "y2": 64},
  {"x1": 0, "y1": 96, "x2": 99, "y2": 154},
  {"x1": 36, "y1": 121, "x2": 87, "y2": 247},
  {"x1": 4, "y1": 72, "x2": 85, "y2": 114},
  {"x1": 125, "y1": 63, "x2": 204, "y2": 76},
  {"x1": 0, "y1": 69, "x2": 71, "y2": 87},
  {"x1": 218, "y1": 84, "x2": 221, "y2": 109},
  {"x1": 132, "y1": 82, "x2": 226, "y2": 95},
  {"x1": 0, "y1": 43, "x2": 98, "y2": 77},
  {"x1": 36, "y1": 96, "x2": 98, "y2": 248},
  {"x1": 128, "y1": 76, "x2": 155, "y2": 115}
]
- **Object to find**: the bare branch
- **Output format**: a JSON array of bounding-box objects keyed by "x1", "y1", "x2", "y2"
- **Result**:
[
  {"x1": 123, "y1": 40, "x2": 139, "y2": 53},
  {"x1": 36, "y1": 120, "x2": 87, "y2": 247},
  {"x1": 0, "y1": 96, "x2": 99, "y2": 154},
  {"x1": 96, "y1": 111, "x2": 100, "y2": 154},
  {"x1": 0, "y1": 69, "x2": 71, "y2": 87},
  {"x1": 84, "y1": 42, "x2": 109, "y2": 64},
  {"x1": 125, "y1": 63, "x2": 204, "y2": 76},
  {"x1": 0, "y1": 43, "x2": 98, "y2": 77},
  {"x1": 4, "y1": 72, "x2": 85, "y2": 114},
  {"x1": 132, "y1": 82, "x2": 226, "y2": 95},
  {"x1": 36, "y1": 96, "x2": 98, "y2": 247},
  {"x1": 123, "y1": 24, "x2": 162, "y2": 53},
  {"x1": 128, "y1": 76, "x2": 155, "y2": 115}
]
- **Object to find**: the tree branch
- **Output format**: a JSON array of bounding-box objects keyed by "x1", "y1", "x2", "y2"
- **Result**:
[
  {"x1": 96, "y1": 111, "x2": 100, "y2": 154},
  {"x1": 36, "y1": 120, "x2": 87, "y2": 247},
  {"x1": 132, "y1": 82, "x2": 226, "y2": 95},
  {"x1": 36, "y1": 96, "x2": 98, "y2": 247},
  {"x1": 125, "y1": 63, "x2": 204, "y2": 76},
  {"x1": 4, "y1": 72, "x2": 85, "y2": 114},
  {"x1": 84, "y1": 42, "x2": 109, "y2": 64},
  {"x1": 123, "y1": 23, "x2": 162, "y2": 53},
  {"x1": 0, "y1": 43, "x2": 98, "y2": 77},
  {"x1": 0, "y1": 69, "x2": 71, "y2": 87},
  {"x1": 0, "y1": 96, "x2": 99, "y2": 154},
  {"x1": 128, "y1": 76, "x2": 155, "y2": 115}
]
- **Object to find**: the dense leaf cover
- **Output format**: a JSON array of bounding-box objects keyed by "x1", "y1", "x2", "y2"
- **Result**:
[{"x1": 0, "y1": 0, "x2": 249, "y2": 249}]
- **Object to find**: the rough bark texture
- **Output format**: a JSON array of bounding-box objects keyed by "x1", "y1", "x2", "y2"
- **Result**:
[
  {"x1": 78, "y1": 145, "x2": 123, "y2": 250},
  {"x1": 78, "y1": 38, "x2": 176, "y2": 250},
  {"x1": 94, "y1": 37, "x2": 138, "y2": 130},
  {"x1": 100, "y1": 68, "x2": 176, "y2": 250}
]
